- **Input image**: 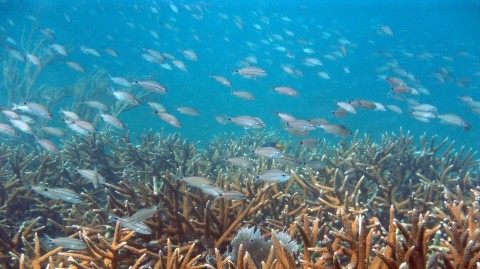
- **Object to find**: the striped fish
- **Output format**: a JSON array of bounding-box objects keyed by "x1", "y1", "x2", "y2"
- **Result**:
[{"x1": 31, "y1": 185, "x2": 82, "y2": 203}]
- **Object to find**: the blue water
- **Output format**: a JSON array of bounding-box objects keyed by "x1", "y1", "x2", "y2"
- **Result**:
[{"x1": 1, "y1": 0, "x2": 479, "y2": 149}]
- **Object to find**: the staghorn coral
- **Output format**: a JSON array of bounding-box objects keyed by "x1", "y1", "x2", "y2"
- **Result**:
[{"x1": 0, "y1": 129, "x2": 478, "y2": 268}]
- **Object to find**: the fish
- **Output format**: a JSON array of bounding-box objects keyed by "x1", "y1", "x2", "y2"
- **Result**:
[
  {"x1": 285, "y1": 119, "x2": 316, "y2": 131},
  {"x1": 253, "y1": 147, "x2": 284, "y2": 159},
  {"x1": 154, "y1": 111, "x2": 182, "y2": 128},
  {"x1": 386, "y1": 77, "x2": 406, "y2": 86},
  {"x1": 144, "y1": 48, "x2": 165, "y2": 63},
  {"x1": 176, "y1": 106, "x2": 200, "y2": 116},
  {"x1": 336, "y1": 102, "x2": 356, "y2": 114},
  {"x1": 276, "y1": 112, "x2": 296, "y2": 123},
  {"x1": 215, "y1": 115, "x2": 228, "y2": 124},
  {"x1": 122, "y1": 205, "x2": 161, "y2": 223},
  {"x1": 5, "y1": 48, "x2": 25, "y2": 62},
  {"x1": 318, "y1": 124, "x2": 352, "y2": 136},
  {"x1": 109, "y1": 215, "x2": 152, "y2": 235},
  {"x1": 60, "y1": 109, "x2": 80, "y2": 121},
  {"x1": 39, "y1": 127, "x2": 65, "y2": 138},
  {"x1": 112, "y1": 91, "x2": 140, "y2": 106},
  {"x1": 39, "y1": 28, "x2": 55, "y2": 39},
  {"x1": 177, "y1": 176, "x2": 214, "y2": 189},
  {"x1": 13, "y1": 102, "x2": 52, "y2": 120},
  {"x1": 34, "y1": 136, "x2": 59, "y2": 153},
  {"x1": 387, "y1": 105, "x2": 403, "y2": 114},
  {"x1": 99, "y1": 113, "x2": 126, "y2": 129},
  {"x1": 182, "y1": 49, "x2": 199, "y2": 61},
  {"x1": 9, "y1": 119, "x2": 33, "y2": 135},
  {"x1": 234, "y1": 66, "x2": 268, "y2": 79},
  {"x1": 172, "y1": 60, "x2": 188, "y2": 72},
  {"x1": 76, "y1": 167, "x2": 106, "y2": 189},
  {"x1": 349, "y1": 100, "x2": 377, "y2": 110},
  {"x1": 80, "y1": 46, "x2": 101, "y2": 57},
  {"x1": 26, "y1": 53, "x2": 42, "y2": 67},
  {"x1": 411, "y1": 104, "x2": 438, "y2": 113},
  {"x1": 380, "y1": 25, "x2": 394, "y2": 36},
  {"x1": 44, "y1": 235, "x2": 86, "y2": 250},
  {"x1": 437, "y1": 114, "x2": 471, "y2": 130},
  {"x1": 231, "y1": 90, "x2": 255, "y2": 100},
  {"x1": 210, "y1": 75, "x2": 232, "y2": 87},
  {"x1": 303, "y1": 57, "x2": 323, "y2": 66},
  {"x1": 80, "y1": 100, "x2": 109, "y2": 111},
  {"x1": 147, "y1": 102, "x2": 167, "y2": 113},
  {"x1": 262, "y1": 142, "x2": 287, "y2": 151},
  {"x1": 31, "y1": 185, "x2": 82, "y2": 203},
  {"x1": 300, "y1": 138, "x2": 320, "y2": 148},
  {"x1": 66, "y1": 120, "x2": 96, "y2": 136},
  {"x1": 0, "y1": 123, "x2": 18, "y2": 137},
  {"x1": 64, "y1": 61, "x2": 86, "y2": 73},
  {"x1": 200, "y1": 185, "x2": 225, "y2": 197},
  {"x1": 1, "y1": 109, "x2": 20, "y2": 119},
  {"x1": 227, "y1": 116, "x2": 265, "y2": 129},
  {"x1": 273, "y1": 86, "x2": 299, "y2": 97},
  {"x1": 104, "y1": 48, "x2": 119, "y2": 57},
  {"x1": 216, "y1": 191, "x2": 247, "y2": 200},
  {"x1": 134, "y1": 80, "x2": 168, "y2": 94},
  {"x1": 49, "y1": 43, "x2": 67, "y2": 56},
  {"x1": 255, "y1": 169, "x2": 291, "y2": 183},
  {"x1": 109, "y1": 75, "x2": 131, "y2": 87},
  {"x1": 226, "y1": 157, "x2": 252, "y2": 168}
]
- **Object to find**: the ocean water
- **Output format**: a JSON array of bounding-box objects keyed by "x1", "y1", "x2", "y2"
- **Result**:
[{"x1": 0, "y1": 0, "x2": 479, "y2": 149}]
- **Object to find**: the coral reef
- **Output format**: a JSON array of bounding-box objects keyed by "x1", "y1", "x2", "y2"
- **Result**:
[{"x1": 0, "y1": 129, "x2": 479, "y2": 268}]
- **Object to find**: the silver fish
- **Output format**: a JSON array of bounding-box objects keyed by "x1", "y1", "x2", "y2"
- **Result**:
[
  {"x1": 273, "y1": 86, "x2": 299, "y2": 97},
  {"x1": 81, "y1": 100, "x2": 109, "y2": 111},
  {"x1": 255, "y1": 169, "x2": 291, "y2": 183},
  {"x1": 124, "y1": 205, "x2": 161, "y2": 223},
  {"x1": 60, "y1": 109, "x2": 80, "y2": 120},
  {"x1": 318, "y1": 124, "x2": 352, "y2": 136},
  {"x1": 99, "y1": 113, "x2": 126, "y2": 129},
  {"x1": 227, "y1": 116, "x2": 265, "y2": 129},
  {"x1": 49, "y1": 43, "x2": 67, "y2": 56},
  {"x1": 155, "y1": 112, "x2": 182, "y2": 128},
  {"x1": 109, "y1": 75, "x2": 131, "y2": 87},
  {"x1": 109, "y1": 215, "x2": 152, "y2": 235},
  {"x1": 300, "y1": 138, "x2": 320, "y2": 148},
  {"x1": 234, "y1": 66, "x2": 268, "y2": 79},
  {"x1": 437, "y1": 114, "x2": 471, "y2": 130},
  {"x1": 134, "y1": 80, "x2": 168, "y2": 94},
  {"x1": 0, "y1": 123, "x2": 18, "y2": 137},
  {"x1": 177, "y1": 176, "x2": 214, "y2": 189},
  {"x1": 210, "y1": 75, "x2": 232, "y2": 87},
  {"x1": 1, "y1": 110, "x2": 20, "y2": 119},
  {"x1": 45, "y1": 235, "x2": 86, "y2": 250},
  {"x1": 253, "y1": 147, "x2": 283, "y2": 159},
  {"x1": 39, "y1": 127, "x2": 65, "y2": 138},
  {"x1": 112, "y1": 91, "x2": 140, "y2": 106},
  {"x1": 226, "y1": 157, "x2": 252, "y2": 168},
  {"x1": 13, "y1": 102, "x2": 52, "y2": 119},
  {"x1": 176, "y1": 106, "x2": 200, "y2": 116},
  {"x1": 26, "y1": 53, "x2": 42, "y2": 67},
  {"x1": 76, "y1": 168, "x2": 106, "y2": 189},
  {"x1": 64, "y1": 61, "x2": 86, "y2": 73},
  {"x1": 31, "y1": 185, "x2": 82, "y2": 203},
  {"x1": 231, "y1": 90, "x2": 255, "y2": 100},
  {"x1": 147, "y1": 102, "x2": 167, "y2": 113},
  {"x1": 9, "y1": 119, "x2": 33, "y2": 135},
  {"x1": 216, "y1": 190, "x2": 247, "y2": 200},
  {"x1": 35, "y1": 136, "x2": 59, "y2": 153}
]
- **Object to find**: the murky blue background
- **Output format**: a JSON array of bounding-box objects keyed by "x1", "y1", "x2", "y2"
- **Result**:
[{"x1": 1, "y1": 0, "x2": 479, "y2": 149}]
